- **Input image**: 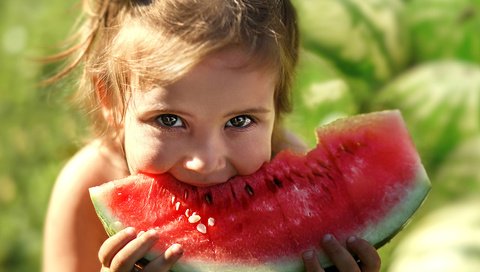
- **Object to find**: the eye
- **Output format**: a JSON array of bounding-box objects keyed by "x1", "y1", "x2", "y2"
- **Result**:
[
  {"x1": 225, "y1": 115, "x2": 253, "y2": 128},
  {"x1": 156, "y1": 114, "x2": 184, "y2": 127}
]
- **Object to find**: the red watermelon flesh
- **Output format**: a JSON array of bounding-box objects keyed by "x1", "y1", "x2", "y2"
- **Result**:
[{"x1": 89, "y1": 110, "x2": 430, "y2": 271}]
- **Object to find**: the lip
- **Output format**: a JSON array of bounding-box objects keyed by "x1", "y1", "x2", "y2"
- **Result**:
[{"x1": 174, "y1": 176, "x2": 232, "y2": 187}]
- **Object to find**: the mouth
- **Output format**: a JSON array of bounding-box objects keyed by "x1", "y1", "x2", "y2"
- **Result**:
[
  {"x1": 176, "y1": 176, "x2": 233, "y2": 188},
  {"x1": 159, "y1": 170, "x2": 234, "y2": 188}
]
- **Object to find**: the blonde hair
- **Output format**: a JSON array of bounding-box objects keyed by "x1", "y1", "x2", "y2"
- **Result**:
[{"x1": 50, "y1": 0, "x2": 299, "y2": 147}]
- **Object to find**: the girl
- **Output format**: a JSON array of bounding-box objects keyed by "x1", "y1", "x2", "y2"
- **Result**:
[{"x1": 42, "y1": 0, "x2": 381, "y2": 271}]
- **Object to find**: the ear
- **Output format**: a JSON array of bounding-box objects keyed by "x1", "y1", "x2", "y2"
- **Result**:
[{"x1": 93, "y1": 75, "x2": 116, "y2": 125}]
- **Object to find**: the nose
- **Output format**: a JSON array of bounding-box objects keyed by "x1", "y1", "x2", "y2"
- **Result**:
[{"x1": 183, "y1": 134, "x2": 227, "y2": 175}]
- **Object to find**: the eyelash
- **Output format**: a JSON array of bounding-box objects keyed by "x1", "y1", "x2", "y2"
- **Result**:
[
  {"x1": 225, "y1": 115, "x2": 255, "y2": 129},
  {"x1": 154, "y1": 114, "x2": 256, "y2": 130},
  {"x1": 155, "y1": 114, "x2": 185, "y2": 128}
]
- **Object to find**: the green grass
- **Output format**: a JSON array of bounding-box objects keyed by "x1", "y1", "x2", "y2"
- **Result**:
[{"x1": 0, "y1": 1, "x2": 88, "y2": 271}]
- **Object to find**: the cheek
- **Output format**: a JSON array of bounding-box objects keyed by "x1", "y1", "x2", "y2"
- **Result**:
[
  {"x1": 232, "y1": 129, "x2": 273, "y2": 175},
  {"x1": 123, "y1": 121, "x2": 177, "y2": 174}
]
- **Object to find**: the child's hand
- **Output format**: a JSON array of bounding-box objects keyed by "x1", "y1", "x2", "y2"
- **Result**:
[
  {"x1": 302, "y1": 235, "x2": 381, "y2": 272},
  {"x1": 98, "y1": 227, "x2": 183, "y2": 272}
]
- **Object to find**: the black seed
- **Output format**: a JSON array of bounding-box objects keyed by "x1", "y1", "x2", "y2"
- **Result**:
[
  {"x1": 319, "y1": 162, "x2": 330, "y2": 170},
  {"x1": 266, "y1": 180, "x2": 277, "y2": 192},
  {"x1": 204, "y1": 192, "x2": 213, "y2": 204},
  {"x1": 273, "y1": 178, "x2": 283, "y2": 188},
  {"x1": 340, "y1": 143, "x2": 354, "y2": 155},
  {"x1": 326, "y1": 173, "x2": 334, "y2": 181},
  {"x1": 245, "y1": 184, "x2": 254, "y2": 196},
  {"x1": 230, "y1": 185, "x2": 238, "y2": 200}
]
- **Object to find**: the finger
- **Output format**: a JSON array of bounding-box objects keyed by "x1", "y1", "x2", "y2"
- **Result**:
[
  {"x1": 143, "y1": 243, "x2": 184, "y2": 272},
  {"x1": 109, "y1": 229, "x2": 160, "y2": 272},
  {"x1": 302, "y1": 250, "x2": 325, "y2": 272},
  {"x1": 144, "y1": 244, "x2": 184, "y2": 272},
  {"x1": 98, "y1": 227, "x2": 137, "y2": 268},
  {"x1": 346, "y1": 237, "x2": 381, "y2": 272},
  {"x1": 321, "y1": 234, "x2": 359, "y2": 272}
]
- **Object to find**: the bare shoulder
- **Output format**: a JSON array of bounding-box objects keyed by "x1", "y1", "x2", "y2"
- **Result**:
[
  {"x1": 273, "y1": 128, "x2": 308, "y2": 156},
  {"x1": 59, "y1": 140, "x2": 127, "y2": 185},
  {"x1": 43, "y1": 139, "x2": 128, "y2": 272}
]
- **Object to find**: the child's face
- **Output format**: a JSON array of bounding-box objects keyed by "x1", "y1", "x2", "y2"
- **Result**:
[{"x1": 122, "y1": 48, "x2": 276, "y2": 187}]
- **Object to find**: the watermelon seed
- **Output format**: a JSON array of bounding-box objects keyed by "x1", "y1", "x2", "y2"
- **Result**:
[
  {"x1": 208, "y1": 217, "x2": 215, "y2": 226},
  {"x1": 112, "y1": 221, "x2": 123, "y2": 230},
  {"x1": 326, "y1": 173, "x2": 334, "y2": 182},
  {"x1": 244, "y1": 184, "x2": 254, "y2": 196},
  {"x1": 319, "y1": 162, "x2": 330, "y2": 170},
  {"x1": 185, "y1": 209, "x2": 190, "y2": 217},
  {"x1": 171, "y1": 196, "x2": 176, "y2": 205},
  {"x1": 340, "y1": 143, "x2": 354, "y2": 155},
  {"x1": 196, "y1": 223, "x2": 207, "y2": 234},
  {"x1": 273, "y1": 178, "x2": 283, "y2": 188},
  {"x1": 183, "y1": 190, "x2": 189, "y2": 200},
  {"x1": 175, "y1": 201, "x2": 181, "y2": 211},
  {"x1": 188, "y1": 214, "x2": 201, "y2": 223},
  {"x1": 204, "y1": 193, "x2": 213, "y2": 204}
]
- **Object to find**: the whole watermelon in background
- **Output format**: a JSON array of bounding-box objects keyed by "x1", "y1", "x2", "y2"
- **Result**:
[
  {"x1": 286, "y1": 49, "x2": 357, "y2": 146},
  {"x1": 372, "y1": 60, "x2": 480, "y2": 171},
  {"x1": 406, "y1": 0, "x2": 480, "y2": 63},
  {"x1": 388, "y1": 198, "x2": 480, "y2": 272},
  {"x1": 292, "y1": 0, "x2": 410, "y2": 106},
  {"x1": 432, "y1": 136, "x2": 480, "y2": 205}
]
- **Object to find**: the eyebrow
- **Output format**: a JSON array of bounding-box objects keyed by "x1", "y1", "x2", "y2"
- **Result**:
[
  {"x1": 138, "y1": 104, "x2": 195, "y2": 118},
  {"x1": 223, "y1": 107, "x2": 272, "y2": 118}
]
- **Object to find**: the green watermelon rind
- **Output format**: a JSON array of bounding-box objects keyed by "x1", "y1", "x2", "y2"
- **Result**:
[
  {"x1": 90, "y1": 183, "x2": 127, "y2": 236},
  {"x1": 359, "y1": 167, "x2": 430, "y2": 247},
  {"x1": 89, "y1": 166, "x2": 430, "y2": 271}
]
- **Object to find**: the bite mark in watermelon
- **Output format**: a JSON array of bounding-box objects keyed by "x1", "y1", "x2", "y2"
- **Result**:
[{"x1": 89, "y1": 110, "x2": 430, "y2": 271}]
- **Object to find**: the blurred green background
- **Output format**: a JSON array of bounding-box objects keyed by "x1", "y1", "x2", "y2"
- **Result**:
[{"x1": 1, "y1": 0, "x2": 479, "y2": 271}]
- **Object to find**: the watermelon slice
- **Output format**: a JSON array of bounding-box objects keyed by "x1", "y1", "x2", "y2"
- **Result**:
[{"x1": 89, "y1": 110, "x2": 430, "y2": 271}]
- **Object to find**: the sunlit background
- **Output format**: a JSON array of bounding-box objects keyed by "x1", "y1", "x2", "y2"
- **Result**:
[{"x1": 1, "y1": 0, "x2": 479, "y2": 271}]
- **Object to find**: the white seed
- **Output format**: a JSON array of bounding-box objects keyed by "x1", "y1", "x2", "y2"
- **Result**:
[
  {"x1": 171, "y1": 196, "x2": 176, "y2": 205},
  {"x1": 188, "y1": 214, "x2": 201, "y2": 223},
  {"x1": 185, "y1": 209, "x2": 190, "y2": 217},
  {"x1": 196, "y1": 223, "x2": 207, "y2": 234},
  {"x1": 175, "y1": 202, "x2": 180, "y2": 211},
  {"x1": 208, "y1": 217, "x2": 215, "y2": 226},
  {"x1": 112, "y1": 221, "x2": 123, "y2": 231}
]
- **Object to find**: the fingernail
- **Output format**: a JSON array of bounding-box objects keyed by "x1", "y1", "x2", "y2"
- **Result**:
[
  {"x1": 125, "y1": 227, "x2": 136, "y2": 235},
  {"x1": 169, "y1": 244, "x2": 184, "y2": 257},
  {"x1": 323, "y1": 234, "x2": 334, "y2": 242},
  {"x1": 147, "y1": 229, "x2": 159, "y2": 237},
  {"x1": 347, "y1": 236, "x2": 357, "y2": 243},
  {"x1": 302, "y1": 250, "x2": 315, "y2": 260}
]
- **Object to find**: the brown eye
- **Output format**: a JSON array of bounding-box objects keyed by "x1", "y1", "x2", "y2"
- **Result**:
[
  {"x1": 226, "y1": 115, "x2": 252, "y2": 128},
  {"x1": 156, "y1": 114, "x2": 184, "y2": 127}
]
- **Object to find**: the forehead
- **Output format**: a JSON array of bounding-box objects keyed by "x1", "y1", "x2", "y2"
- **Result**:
[
  {"x1": 204, "y1": 46, "x2": 266, "y2": 70},
  {"x1": 130, "y1": 47, "x2": 277, "y2": 112},
  {"x1": 191, "y1": 46, "x2": 280, "y2": 83}
]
